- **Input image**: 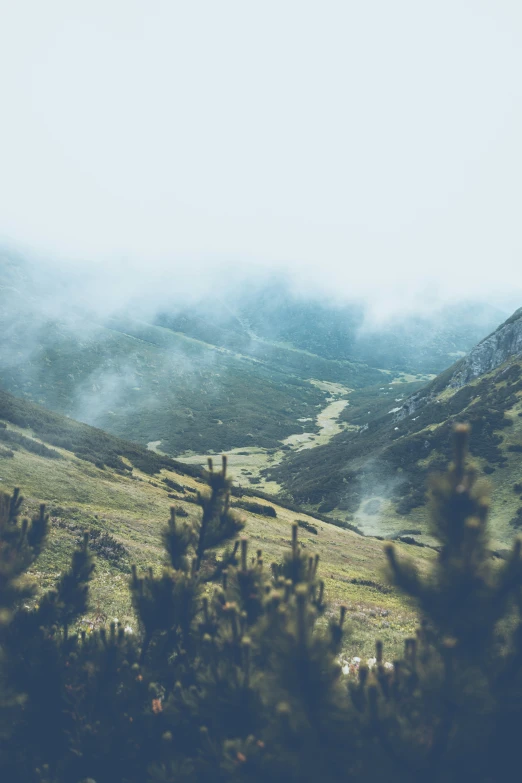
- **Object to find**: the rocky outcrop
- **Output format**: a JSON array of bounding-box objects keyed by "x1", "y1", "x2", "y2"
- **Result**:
[
  {"x1": 394, "y1": 390, "x2": 432, "y2": 420},
  {"x1": 447, "y1": 308, "x2": 522, "y2": 389},
  {"x1": 393, "y1": 307, "x2": 522, "y2": 422}
]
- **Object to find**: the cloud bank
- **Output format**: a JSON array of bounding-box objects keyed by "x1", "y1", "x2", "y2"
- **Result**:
[{"x1": 1, "y1": 1, "x2": 522, "y2": 317}]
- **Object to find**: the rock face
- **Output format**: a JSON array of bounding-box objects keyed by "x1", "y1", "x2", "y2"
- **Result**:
[
  {"x1": 448, "y1": 308, "x2": 522, "y2": 389},
  {"x1": 394, "y1": 307, "x2": 522, "y2": 422}
]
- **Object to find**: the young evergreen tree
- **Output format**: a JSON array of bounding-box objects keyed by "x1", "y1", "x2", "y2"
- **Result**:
[
  {"x1": 0, "y1": 489, "x2": 48, "y2": 752},
  {"x1": 1, "y1": 425, "x2": 522, "y2": 782},
  {"x1": 367, "y1": 423, "x2": 522, "y2": 781},
  {"x1": 0, "y1": 488, "x2": 95, "y2": 781}
]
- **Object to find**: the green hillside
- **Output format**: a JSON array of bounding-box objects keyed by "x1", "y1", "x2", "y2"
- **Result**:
[
  {"x1": 270, "y1": 312, "x2": 522, "y2": 547},
  {"x1": 195, "y1": 279, "x2": 506, "y2": 374},
  {"x1": 0, "y1": 256, "x2": 388, "y2": 455},
  {"x1": 0, "y1": 250, "x2": 505, "y2": 465},
  {"x1": 0, "y1": 388, "x2": 434, "y2": 659}
]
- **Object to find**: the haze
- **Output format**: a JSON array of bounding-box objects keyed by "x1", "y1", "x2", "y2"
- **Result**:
[{"x1": 1, "y1": 1, "x2": 522, "y2": 316}]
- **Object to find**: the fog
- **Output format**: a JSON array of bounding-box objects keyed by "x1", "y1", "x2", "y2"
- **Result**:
[{"x1": 1, "y1": 1, "x2": 522, "y2": 320}]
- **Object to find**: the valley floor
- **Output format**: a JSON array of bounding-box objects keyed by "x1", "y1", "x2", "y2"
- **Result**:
[
  {"x1": 0, "y1": 423, "x2": 433, "y2": 659},
  {"x1": 171, "y1": 379, "x2": 356, "y2": 493}
]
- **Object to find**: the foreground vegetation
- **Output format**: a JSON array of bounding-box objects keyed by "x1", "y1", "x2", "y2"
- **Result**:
[
  {"x1": 2, "y1": 425, "x2": 522, "y2": 782},
  {"x1": 0, "y1": 387, "x2": 429, "y2": 655}
]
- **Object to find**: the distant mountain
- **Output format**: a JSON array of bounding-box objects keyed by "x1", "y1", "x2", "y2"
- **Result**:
[
  {"x1": 0, "y1": 250, "x2": 386, "y2": 455},
  {"x1": 0, "y1": 246, "x2": 508, "y2": 464},
  {"x1": 269, "y1": 307, "x2": 522, "y2": 546},
  {"x1": 186, "y1": 280, "x2": 507, "y2": 375}
]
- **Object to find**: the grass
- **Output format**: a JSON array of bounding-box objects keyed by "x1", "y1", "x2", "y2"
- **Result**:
[
  {"x1": 270, "y1": 359, "x2": 522, "y2": 547},
  {"x1": 0, "y1": 408, "x2": 433, "y2": 659},
  {"x1": 0, "y1": 284, "x2": 389, "y2": 457},
  {"x1": 179, "y1": 380, "x2": 354, "y2": 493}
]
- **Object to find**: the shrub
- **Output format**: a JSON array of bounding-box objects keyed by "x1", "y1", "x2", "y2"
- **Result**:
[
  {"x1": 234, "y1": 499, "x2": 277, "y2": 517},
  {"x1": 163, "y1": 477, "x2": 185, "y2": 492},
  {"x1": 297, "y1": 519, "x2": 318, "y2": 535},
  {"x1": 317, "y1": 500, "x2": 336, "y2": 513},
  {"x1": 79, "y1": 529, "x2": 129, "y2": 571},
  {"x1": 2, "y1": 428, "x2": 522, "y2": 782},
  {"x1": 396, "y1": 535, "x2": 424, "y2": 546},
  {"x1": 509, "y1": 506, "x2": 522, "y2": 529},
  {"x1": 348, "y1": 577, "x2": 393, "y2": 594},
  {"x1": 0, "y1": 427, "x2": 62, "y2": 459}
]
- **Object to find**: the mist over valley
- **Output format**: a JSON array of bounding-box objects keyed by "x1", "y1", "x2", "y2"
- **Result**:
[
  {"x1": 1, "y1": 247, "x2": 520, "y2": 546},
  {"x1": 3, "y1": 4, "x2": 522, "y2": 778}
]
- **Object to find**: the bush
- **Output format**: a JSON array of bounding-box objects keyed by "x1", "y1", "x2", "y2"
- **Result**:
[
  {"x1": 80, "y1": 529, "x2": 129, "y2": 571},
  {"x1": 234, "y1": 499, "x2": 277, "y2": 517},
  {"x1": 163, "y1": 477, "x2": 185, "y2": 492},
  {"x1": 509, "y1": 506, "x2": 522, "y2": 529},
  {"x1": 0, "y1": 426, "x2": 62, "y2": 459},
  {"x1": 348, "y1": 577, "x2": 393, "y2": 594},
  {"x1": 3, "y1": 427, "x2": 522, "y2": 783},
  {"x1": 396, "y1": 535, "x2": 424, "y2": 547},
  {"x1": 317, "y1": 500, "x2": 336, "y2": 513},
  {"x1": 297, "y1": 519, "x2": 318, "y2": 535},
  {"x1": 395, "y1": 486, "x2": 426, "y2": 515}
]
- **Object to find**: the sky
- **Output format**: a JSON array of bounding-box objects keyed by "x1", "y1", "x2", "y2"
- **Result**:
[{"x1": 1, "y1": 1, "x2": 522, "y2": 315}]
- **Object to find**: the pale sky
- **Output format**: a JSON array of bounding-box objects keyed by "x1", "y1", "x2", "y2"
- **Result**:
[{"x1": 1, "y1": 1, "x2": 522, "y2": 313}]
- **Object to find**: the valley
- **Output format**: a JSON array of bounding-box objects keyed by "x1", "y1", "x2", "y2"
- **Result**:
[
  {"x1": 2, "y1": 251, "x2": 522, "y2": 638},
  {"x1": 176, "y1": 378, "x2": 355, "y2": 493},
  {"x1": 270, "y1": 308, "x2": 522, "y2": 547},
  {"x1": 3, "y1": 297, "x2": 522, "y2": 660},
  {"x1": 0, "y1": 388, "x2": 433, "y2": 658},
  {"x1": 3, "y1": 4, "x2": 522, "y2": 770},
  {"x1": 0, "y1": 279, "x2": 388, "y2": 457}
]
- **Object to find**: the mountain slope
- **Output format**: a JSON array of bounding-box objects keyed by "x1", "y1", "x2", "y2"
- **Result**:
[
  {"x1": 0, "y1": 249, "x2": 506, "y2": 460},
  {"x1": 270, "y1": 307, "x2": 522, "y2": 546},
  {"x1": 0, "y1": 251, "x2": 387, "y2": 455},
  {"x1": 207, "y1": 279, "x2": 507, "y2": 374},
  {"x1": 0, "y1": 387, "x2": 433, "y2": 657}
]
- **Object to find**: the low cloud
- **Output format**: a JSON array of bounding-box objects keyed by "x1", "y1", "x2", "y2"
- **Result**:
[{"x1": 2, "y1": 3, "x2": 522, "y2": 320}]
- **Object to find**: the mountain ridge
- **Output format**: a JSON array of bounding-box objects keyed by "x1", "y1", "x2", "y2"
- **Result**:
[{"x1": 269, "y1": 306, "x2": 522, "y2": 545}]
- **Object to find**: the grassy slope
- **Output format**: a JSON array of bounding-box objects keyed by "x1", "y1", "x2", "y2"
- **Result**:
[
  {"x1": 152, "y1": 312, "x2": 387, "y2": 387},
  {"x1": 0, "y1": 394, "x2": 433, "y2": 659},
  {"x1": 0, "y1": 276, "x2": 387, "y2": 457},
  {"x1": 229, "y1": 286, "x2": 506, "y2": 374},
  {"x1": 270, "y1": 360, "x2": 522, "y2": 547},
  {"x1": 0, "y1": 313, "x2": 323, "y2": 453}
]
